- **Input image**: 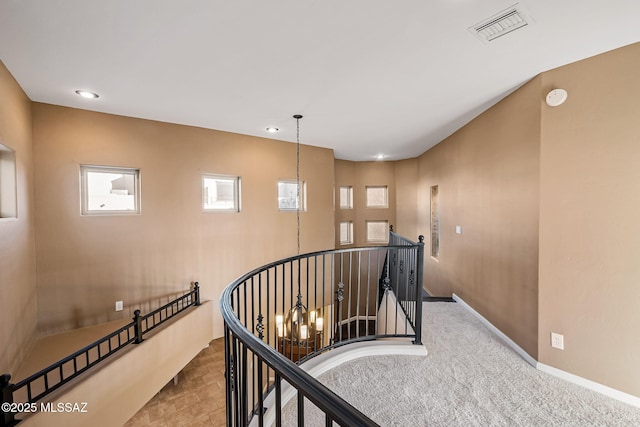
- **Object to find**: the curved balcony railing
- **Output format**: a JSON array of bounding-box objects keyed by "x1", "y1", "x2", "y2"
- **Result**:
[{"x1": 220, "y1": 229, "x2": 424, "y2": 426}]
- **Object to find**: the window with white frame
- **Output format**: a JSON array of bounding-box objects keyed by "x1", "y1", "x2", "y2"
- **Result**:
[
  {"x1": 203, "y1": 174, "x2": 241, "y2": 212},
  {"x1": 80, "y1": 165, "x2": 140, "y2": 215},
  {"x1": 0, "y1": 143, "x2": 17, "y2": 219},
  {"x1": 278, "y1": 180, "x2": 306, "y2": 211},
  {"x1": 366, "y1": 220, "x2": 389, "y2": 243},
  {"x1": 339, "y1": 186, "x2": 353, "y2": 209},
  {"x1": 339, "y1": 221, "x2": 354, "y2": 245},
  {"x1": 365, "y1": 185, "x2": 388, "y2": 208}
]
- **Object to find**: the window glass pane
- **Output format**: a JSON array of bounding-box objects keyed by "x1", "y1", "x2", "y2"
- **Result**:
[
  {"x1": 431, "y1": 185, "x2": 440, "y2": 258},
  {"x1": 203, "y1": 175, "x2": 240, "y2": 211},
  {"x1": 0, "y1": 143, "x2": 17, "y2": 219},
  {"x1": 365, "y1": 186, "x2": 388, "y2": 208},
  {"x1": 278, "y1": 180, "x2": 306, "y2": 211},
  {"x1": 339, "y1": 186, "x2": 353, "y2": 209},
  {"x1": 81, "y1": 166, "x2": 140, "y2": 215},
  {"x1": 366, "y1": 220, "x2": 388, "y2": 243},
  {"x1": 339, "y1": 221, "x2": 353, "y2": 245}
]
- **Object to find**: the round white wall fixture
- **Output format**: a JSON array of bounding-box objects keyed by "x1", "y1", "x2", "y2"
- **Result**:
[{"x1": 546, "y1": 88, "x2": 568, "y2": 107}]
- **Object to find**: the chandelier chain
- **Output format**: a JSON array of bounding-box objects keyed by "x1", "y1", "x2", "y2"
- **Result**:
[{"x1": 295, "y1": 115, "x2": 301, "y2": 257}]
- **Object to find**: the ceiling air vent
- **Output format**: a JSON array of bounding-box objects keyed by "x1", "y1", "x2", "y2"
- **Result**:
[{"x1": 469, "y1": 3, "x2": 533, "y2": 43}]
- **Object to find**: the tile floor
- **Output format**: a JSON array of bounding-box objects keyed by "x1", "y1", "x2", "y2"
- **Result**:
[{"x1": 124, "y1": 338, "x2": 227, "y2": 427}]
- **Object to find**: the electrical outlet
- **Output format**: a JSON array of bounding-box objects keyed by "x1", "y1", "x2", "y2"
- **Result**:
[
  {"x1": 115, "y1": 301, "x2": 124, "y2": 312},
  {"x1": 551, "y1": 332, "x2": 564, "y2": 350}
]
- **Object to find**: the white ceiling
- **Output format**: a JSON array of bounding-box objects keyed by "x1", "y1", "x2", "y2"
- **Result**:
[{"x1": 1, "y1": 1, "x2": 639, "y2": 161}]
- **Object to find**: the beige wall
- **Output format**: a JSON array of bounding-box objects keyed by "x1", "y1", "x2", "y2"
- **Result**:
[
  {"x1": 31, "y1": 104, "x2": 335, "y2": 338},
  {"x1": 407, "y1": 76, "x2": 542, "y2": 358},
  {"x1": 394, "y1": 158, "x2": 419, "y2": 241},
  {"x1": 0, "y1": 61, "x2": 37, "y2": 375},
  {"x1": 538, "y1": 42, "x2": 640, "y2": 397}
]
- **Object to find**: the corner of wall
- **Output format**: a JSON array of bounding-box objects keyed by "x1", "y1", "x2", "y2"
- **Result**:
[
  {"x1": 0, "y1": 60, "x2": 38, "y2": 375},
  {"x1": 537, "y1": 41, "x2": 640, "y2": 398}
]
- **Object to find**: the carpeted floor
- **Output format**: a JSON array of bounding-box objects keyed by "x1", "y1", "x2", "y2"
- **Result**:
[{"x1": 283, "y1": 301, "x2": 640, "y2": 426}]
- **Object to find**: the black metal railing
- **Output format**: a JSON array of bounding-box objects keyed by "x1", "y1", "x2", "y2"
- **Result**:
[
  {"x1": 1, "y1": 283, "x2": 201, "y2": 427},
  {"x1": 388, "y1": 227, "x2": 425, "y2": 342},
  {"x1": 221, "y1": 229, "x2": 424, "y2": 426}
]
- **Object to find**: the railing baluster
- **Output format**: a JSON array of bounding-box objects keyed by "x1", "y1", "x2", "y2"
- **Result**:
[
  {"x1": 321, "y1": 254, "x2": 326, "y2": 348},
  {"x1": 330, "y1": 253, "x2": 335, "y2": 345},
  {"x1": 414, "y1": 236, "x2": 425, "y2": 345},
  {"x1": 376, "y1": 249, "x2": 381, "y2": 323},
  {"x1": 365, "y1": 250, "x2": 371, "y2": 337},
  {"x1": 224, "y1": 326, "x2": 233, "y2": 427},
  {"x1": 385, "y1": 251, "x2": 390, "y2": 335},
  {"x1": 297, "y1": 391, "x2": 304, "y2": 427},
  {"x1": 251, "y1": 277, "x2": 256, "y2": 336},
  {"x1": 313, "y1": 255, "x2": 318, "y2": 324},
  {"x1": 262, "y1": 270, "x2": 272, "y2": 402},
  {"x1": 1, "y1": 374, "x2": 15, "y2": 427},
  {"x1": 133, "y1": 310, "x2": 143, "y2": 344},
  {"x1": 281, "y1": 264, "x2": 286, "y2": 360},
  {"x1": 356, "y1": 251, "x2": 361, "y2": 339},
  {"x1": 404, "y1": 248, "x2": 409, "y2": 334},
  {"x1": 257, "y1": 355, "x2": 264, "y2": 427},
  {"x1": 305, "y1": 256, "x2": 309, "y2": 315},
  {"x1": 394, "y1": 248, "x2": 400, "y2": 334},
  {"x1": 287, "y1": 265, "x2": 293, "y2": 361},
  {"x1": 347, "y1": 251, "x2": 352, "y2": 341},
  {"x1": 275, "y1": 373, "x2": 282, "y2": 427},
  {"x1": 251, "y1": 277, "x2": 256, "y2": 415},
  {"x1": 232, "y1": 335, "x2": 241, "y2": 426},
  {"x1": 240, "y1": 344, "x2": 248, "y2": 426}
]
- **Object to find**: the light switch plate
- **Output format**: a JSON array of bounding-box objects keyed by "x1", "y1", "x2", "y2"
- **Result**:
[
  {"x1": 455, "y1": 225, "x2": 462, "y2": 234},
  {"x1": 115, "y1": 300, "x2": 124, "y2": 312},
  {"x1": 551, "y1": 332, "x2": 564, "y2": 350}
]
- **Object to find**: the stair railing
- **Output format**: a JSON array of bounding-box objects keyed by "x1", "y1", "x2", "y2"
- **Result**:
[{"x1": 1, "y1": 283, "x2": 200, "y2": 427}]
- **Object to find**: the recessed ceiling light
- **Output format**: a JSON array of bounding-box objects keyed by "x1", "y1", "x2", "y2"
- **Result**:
[
  {"x1": 266, "y1": 127, "x2": 279, "y2": 133},
  {"x1": 75, "y1": 90, "x2": 99, "y2": 99},
  {"x1": 376, "y1": 154, "x2": 385, "y2": 160}
]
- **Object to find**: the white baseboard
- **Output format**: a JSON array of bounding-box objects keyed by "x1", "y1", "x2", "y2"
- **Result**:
[
  {"x1": 452, "y1": 293, "x2": 640, "y2": 409},
  {"x1": 451, "y1": 293, "x2": 537, "y2": 367},
  {"x1": 536, "y1": 362, "x2": 640, "y2": 408}
]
